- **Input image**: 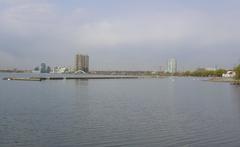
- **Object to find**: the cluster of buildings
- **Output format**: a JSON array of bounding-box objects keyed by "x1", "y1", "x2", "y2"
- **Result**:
[
  {"x1": 27, "y1": 54, "x2": 238, "y2": 78},
  {"x1": 32, "y1": 55, "x2": 179, "y2": 74},
  {"x1": 33, "y1": 54, "x2": 90, "y2": 74}
]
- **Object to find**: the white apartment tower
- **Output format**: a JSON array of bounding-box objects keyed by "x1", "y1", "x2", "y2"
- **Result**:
[{"x1": 167, "y1": 58, "x2": 177, "y2": 73}]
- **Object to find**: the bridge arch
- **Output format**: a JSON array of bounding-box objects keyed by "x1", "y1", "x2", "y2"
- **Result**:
[{"x1": 74, "y1": 70, "x2": 86, "y2": 74}]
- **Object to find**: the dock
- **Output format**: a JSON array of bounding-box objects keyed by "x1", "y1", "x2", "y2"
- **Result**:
[
  {"x1": 2, "y1": 77, "x2": 44, "y2": 81},
  {"x1": 2, "y1": 75, "x2": 140, "y2": 81},
  {"x1": 65, "y1": 76, "x2": 139, "y2": 80}
]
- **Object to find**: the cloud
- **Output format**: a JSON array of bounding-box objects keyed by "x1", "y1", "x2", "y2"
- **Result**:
[
  {"x1": 70, "y1": 11, "x2": 240, "y2": 49},
  {"x1": 0, "y1": 1, "x2": 239, "y2": 69}
]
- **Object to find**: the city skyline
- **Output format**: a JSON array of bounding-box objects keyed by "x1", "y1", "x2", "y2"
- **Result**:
[{"x1": 0, "y1": 0, "x2": 240, "y2": 70}]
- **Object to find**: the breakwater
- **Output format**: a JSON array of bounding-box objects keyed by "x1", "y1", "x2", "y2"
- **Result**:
[{"x1": 2, "y1": 75, "x2": 140, "y2": 81}]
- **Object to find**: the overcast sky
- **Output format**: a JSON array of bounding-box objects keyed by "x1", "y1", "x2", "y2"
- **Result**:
[{"x1": 0, "y1": 0, "x2": 240, "y2": 70}]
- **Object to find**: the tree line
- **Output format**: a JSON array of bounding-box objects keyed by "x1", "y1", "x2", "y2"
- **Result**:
[
  {"x1": 234, "y1": 65, "x2": 240, "y2": 80},
  {"x1": 149, "y1": 64, "x2": 240, "y2": 79},
  {"x1": 182, "y1": 65, "x2": 240, "y2": 79},
  {"x1": 182, "y1": 69, "x2": 226, "y2": 77}
]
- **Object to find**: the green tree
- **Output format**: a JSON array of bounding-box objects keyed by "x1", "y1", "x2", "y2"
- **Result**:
[
  {"x1": 184, "y1": 71, "x2": 191, "y2": 76},
  {"x1": 214, "y1": 69, "x2": 226, "y2": 77},
  {"x1": 234, "y1": 65, "x2": 240, "y2": 80}
]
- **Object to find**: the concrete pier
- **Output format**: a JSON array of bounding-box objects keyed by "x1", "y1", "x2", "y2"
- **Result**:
[
  {"x1": 3, "y1": 77, "x2": 44, "y2": 81},
  {"x1": 65, "y1": 76, "x2": 139, "y2": 80},
  {"x1": 2, "y1": 75, "x2": 140, "y2": 81},
  {"x1": 49, "y1": 77, "x2": 65, "y2": 80}
]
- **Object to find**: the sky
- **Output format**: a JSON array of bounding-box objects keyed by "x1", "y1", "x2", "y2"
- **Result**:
[{"x1": 0, "y1": 0, "x2": 240, "y2": 71}]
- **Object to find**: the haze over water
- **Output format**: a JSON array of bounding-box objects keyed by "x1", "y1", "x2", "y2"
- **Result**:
[{"x1": 1, "y1": 73, "x2": 240, "y2": 146}]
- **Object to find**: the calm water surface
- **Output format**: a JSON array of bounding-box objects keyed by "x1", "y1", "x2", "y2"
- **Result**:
[{"x1": 0, "y1": 73, "x2": 240, "y2": 147}]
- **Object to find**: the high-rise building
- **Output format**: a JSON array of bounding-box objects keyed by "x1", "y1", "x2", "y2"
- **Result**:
[
  {"x1": 40, "y1": 63, "x2": 51, "y2": 73},
  {"x1": 167, "y1": 58, "x2": 177, "y2": 73},
  {"x1": 40, "y1": 63, "x2": 46, "y2": 73},
  {"x1": 75, "y1": 54, "x2": 89, "y2": 72}
]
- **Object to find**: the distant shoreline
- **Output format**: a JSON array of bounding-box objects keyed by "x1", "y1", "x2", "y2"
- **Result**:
[{"x1": 0, "y1": 71, "x2": 239, "y2": 82}]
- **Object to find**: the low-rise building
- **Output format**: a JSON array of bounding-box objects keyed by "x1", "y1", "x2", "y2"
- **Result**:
[
  {"x1": 222, "y1": 71, "x2": 236, "y2": 78},
  {"x1": 52, "y1": 66, "x2": 76, "y2": 74},
  {"x1": 52, "y1": 67, "x2": 68, "y2": 74}
]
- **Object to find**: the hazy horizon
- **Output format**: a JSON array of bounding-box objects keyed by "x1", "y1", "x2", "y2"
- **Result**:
[{"x1": 0, "y1": 0, "x2": 240, "y2": 71}]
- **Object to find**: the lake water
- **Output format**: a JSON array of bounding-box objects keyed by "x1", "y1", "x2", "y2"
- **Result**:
[{"x1": 0, "y1": 73, "x2": 240, "y2": 147}]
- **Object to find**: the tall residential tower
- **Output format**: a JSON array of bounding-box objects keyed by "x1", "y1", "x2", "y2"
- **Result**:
[
  {"x1": 167, "y1": 58, "x2": 177, "y2": 73},
  {"x1": 75, "y1": 54, "x2": 89, "y2": 73}
]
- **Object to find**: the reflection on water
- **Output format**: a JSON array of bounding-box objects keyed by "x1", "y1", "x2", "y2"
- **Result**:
[
  {"x1": 73, "y1": 79, "x2": 89, "y2": 86},
  {"x1": 230, "y1": 86, "x2": 240, "y2": 117},
  {"x1": 1, "y1": 75, "x2": 240, "y2": 147}
]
